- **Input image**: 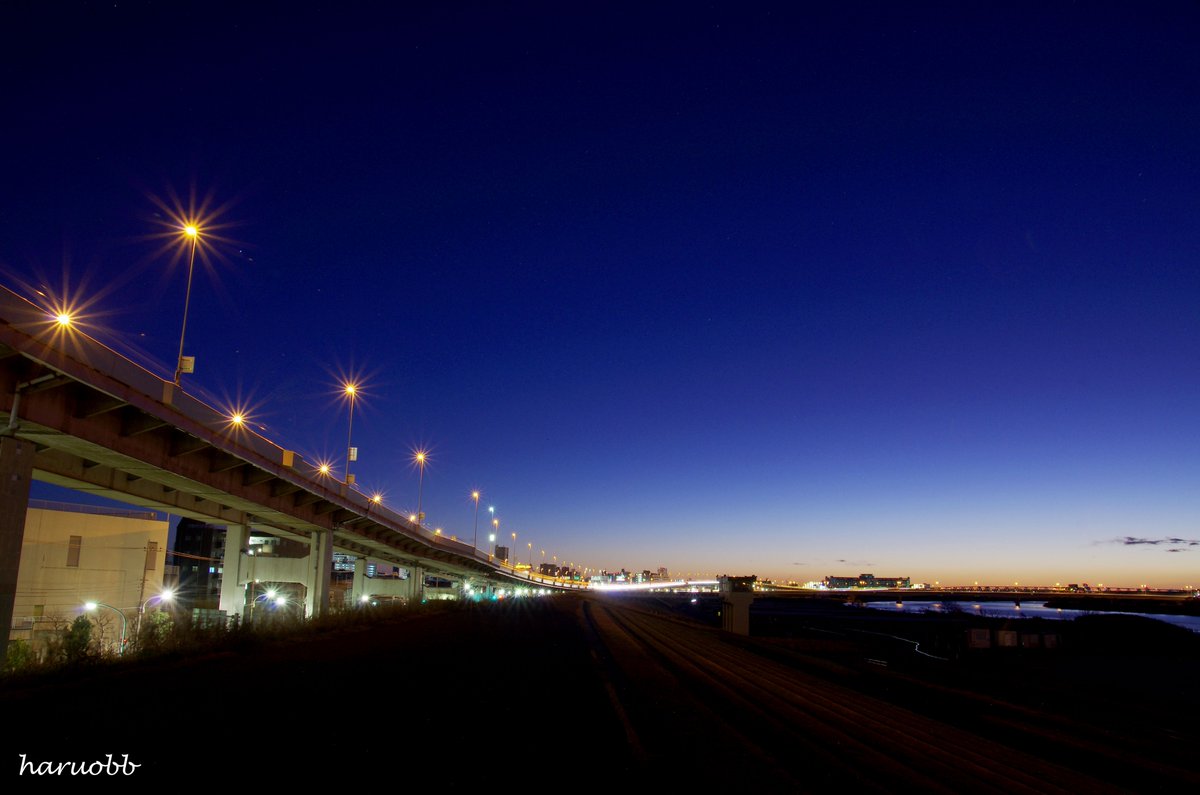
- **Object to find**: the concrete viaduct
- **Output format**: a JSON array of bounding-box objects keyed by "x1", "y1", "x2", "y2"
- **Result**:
[{"x1": 0, "y1": 285, "x2": 578, "y2": 658}]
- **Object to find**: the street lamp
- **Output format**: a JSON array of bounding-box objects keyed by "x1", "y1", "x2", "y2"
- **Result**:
[
  {"x1": 343, "y1": 382, "x2": 359, "y2": 485},
  {"x1": 250, "y1": 587, "x2": 281, "y2": 623},
  {"x1": 527, "y1": 542, "x2": 532, "y2": 568},
  {"x1": 511, "y1": 531, "x2": 517, "y2": 567},
  {"x1": 83, "y1": 601, "x2": 128, "y2": 655},
  {"x1": 138, "y1": 588, "x2": 174, "y2": 614},
  {"x1": 492, "y1": 516, "x2": 499, "y2": 556},
  {"x1": 173, "y1": 224, "x2": 201, "y2": 385},
  {"x1": 413, "y1": 450, "x2": 427, "y2": 526},
  {"x1": 135, "y1": 588, "x2": 174, "y2": 638},
  {"x1": 471, "y1": 491, "x2": 481, "y2": 551}
]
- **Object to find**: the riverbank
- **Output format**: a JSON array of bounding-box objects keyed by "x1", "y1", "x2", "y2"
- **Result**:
[{"x1": 3, "y1": 595, "x2": 1197, "y2": 788}]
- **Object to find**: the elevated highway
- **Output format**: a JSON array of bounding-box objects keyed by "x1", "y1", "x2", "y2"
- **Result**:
[{"x1": 0, "y1": 285, "x2": 580, "y2": 655}]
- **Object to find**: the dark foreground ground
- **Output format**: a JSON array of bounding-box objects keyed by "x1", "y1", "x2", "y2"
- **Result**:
[{"x1": 2, "y1": 594, "x2": 1197, "y2": 790}]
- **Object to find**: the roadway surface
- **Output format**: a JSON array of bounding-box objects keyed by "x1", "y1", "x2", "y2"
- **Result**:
[{"x1": 3, "y1": 595, "x2": 1196, "y2": 788}]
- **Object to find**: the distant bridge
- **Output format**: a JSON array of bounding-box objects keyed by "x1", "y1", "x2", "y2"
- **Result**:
[{"x1": 591, "y1": 579, "x2": 719, "y2": 592}]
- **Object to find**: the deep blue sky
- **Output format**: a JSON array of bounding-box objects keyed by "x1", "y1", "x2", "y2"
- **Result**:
[{"x1": 2, "y1": 1, "x2": 1197, "y2": 585}]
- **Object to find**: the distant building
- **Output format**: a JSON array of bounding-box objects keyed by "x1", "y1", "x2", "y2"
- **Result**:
[
  {"x1": 172, "y1": 518, "x2": 225, "y2": 611},
  {"x1": 495, "y1": 545, "x2": 510, "y2": 563},
  {"x1": 824, "y1": 573, "x2": 911, "y2": 589}
]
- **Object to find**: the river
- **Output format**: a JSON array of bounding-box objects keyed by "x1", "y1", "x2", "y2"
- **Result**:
[{"x1": 856, "y1": 599, "x2": 1200, "y2": 632}]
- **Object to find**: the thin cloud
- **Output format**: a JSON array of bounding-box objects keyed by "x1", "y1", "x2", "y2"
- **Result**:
[{"x1": 1111, "y1": 536, "x2": 1199, "y2": 550}]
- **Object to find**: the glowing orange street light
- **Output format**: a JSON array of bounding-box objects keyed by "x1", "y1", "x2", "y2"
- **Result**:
[
  {"x1": 511, "y1": 531, "x2": 517, "y2": 566},
  {"x1": 55, "y1": 312, "x2": 72, "y2": 328},
  {"x1": 174, "y1": 223, "x2": 201, "y2": 385}
]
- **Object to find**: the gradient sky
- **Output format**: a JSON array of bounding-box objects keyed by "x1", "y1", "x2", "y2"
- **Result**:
[{"x1": 2, "y1": 2, "x2": 1197, "y2": 587}]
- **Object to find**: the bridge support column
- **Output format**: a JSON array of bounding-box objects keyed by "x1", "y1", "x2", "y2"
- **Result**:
[
  {"x1": 0, "y1": 436, "x2": 34, "y2": 663},
  {"x1": 305, "y1": 529, "x2": 333, "y2": 618},
  {"x1": 219, "y1": 523, "x2": 248, "y2": 621},
  {"x1": 351, "y1": 557, "x2": 367, "y2": 606},
  {"x1": 408, "y1": 566, "x2": 424, "y2": 603}
]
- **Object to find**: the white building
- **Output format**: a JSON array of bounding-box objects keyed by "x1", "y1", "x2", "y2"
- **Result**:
[{"x1": 8, "y1": 502, "x2": 168, "y2": 654}]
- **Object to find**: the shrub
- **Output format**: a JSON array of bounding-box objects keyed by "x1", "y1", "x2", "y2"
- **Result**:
[
  {"x1": 61, "y1": 615, "x2": 95, "y2": 663},
  {"x1": 3, "y1": 639, "x2": 36, "y2": 674}
]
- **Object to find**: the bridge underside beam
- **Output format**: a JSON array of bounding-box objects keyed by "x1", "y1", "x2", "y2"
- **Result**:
[{"x1": 168, "y1": 432, "x2": 210, "y2": 457}]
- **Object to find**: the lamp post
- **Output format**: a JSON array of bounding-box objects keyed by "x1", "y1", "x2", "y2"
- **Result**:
[
  {"x1": 250, "y1": 587, "x2": 278, "y2": 623},
  {"x1": 83, "y1": 601, "x2": 127, "y2": 655},
  {"x1": 511, "y1": 532, "x2": 517, "y2": 567},
  {"x1": 471, "y1": 491, "x2": 481, "y2": 551},
  {"x1": 173, "y1": 224, "x2": 200, "y2": 385},
  {"x1": 527, "y1": 542, "x2": 532, "y2": 569},
  {"x1": 135, "y1": 588, "x2": 174, "y2": 638},
  {"x1": 343, "y1": 382, "x2": 358, "y2": 486},
  {"x1": 414, "y1": 450, "x2": 427, "y2": 526},
  {"x1": 492, "y1": 516, "x2": 499, "y2": 556}
]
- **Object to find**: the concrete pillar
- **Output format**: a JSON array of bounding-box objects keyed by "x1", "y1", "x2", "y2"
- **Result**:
[
  {"x1": 219, "y1": 523, "x2": 248, "y2": 621},
  {"x1": 408, "y1": 566, "x2": 424, "y2": 603},
  {"x1": 351, "y1": 557, "x2": 367, "y2": 606},
  {"x1": 0, "y1": 436, "x2": 34, "y2": 662},
  {"x1": 305, "y1": 529, "x2": 333, "y2": 618}
]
